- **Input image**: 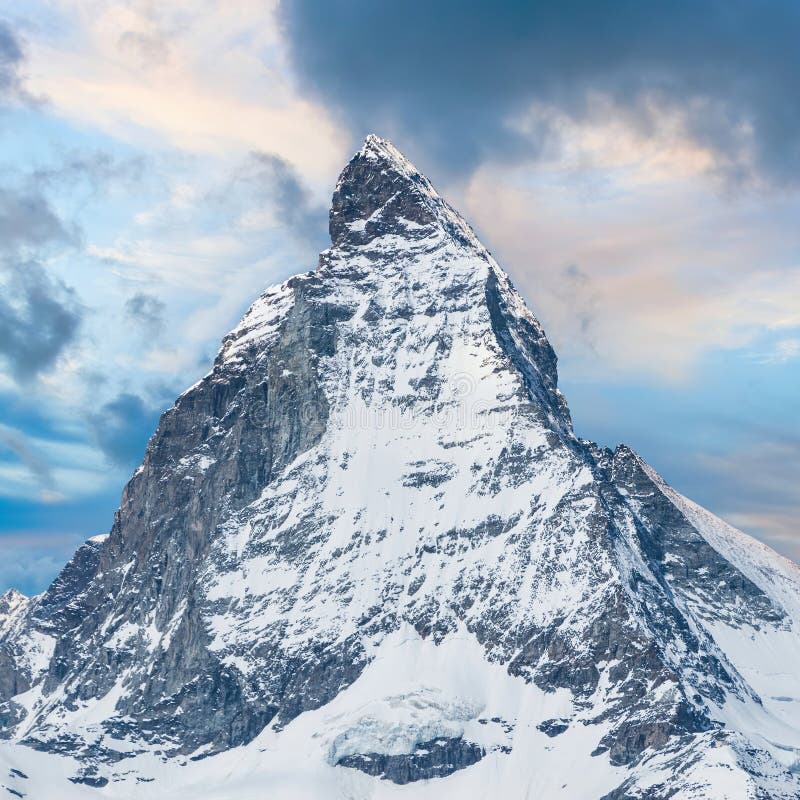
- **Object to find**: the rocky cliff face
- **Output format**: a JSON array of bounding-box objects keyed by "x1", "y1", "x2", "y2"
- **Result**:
[{"x1": 1, "y1": 135, "x2": 800, "y2": 799}]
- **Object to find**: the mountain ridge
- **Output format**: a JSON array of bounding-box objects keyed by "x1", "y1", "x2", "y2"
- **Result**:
[{"x1": 1, "y1": 135, "x2": 799, "y2": 799}]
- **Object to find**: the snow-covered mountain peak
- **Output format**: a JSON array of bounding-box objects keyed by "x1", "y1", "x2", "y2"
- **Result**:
[
  {"x1": 0, "y1": 588, "x2": 25, "y2": 606},
  {"x1": 1, "y1": 137, "x2": 800, "y2": 799},
  {"x1": 359, "y1": 133, "x2": 415, "y2": 170},
  {"x1": 0, "y1": 589, "x2": 27, "y2": 628}
]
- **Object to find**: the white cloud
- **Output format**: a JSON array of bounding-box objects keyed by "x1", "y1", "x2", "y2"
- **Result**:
[
  {"x1": 509, "y1": 97, "x2": 719, "y2": 186},
  {"x1": 460, "y1": 151, "x2": 800, "y2": 382},
  {"x1": 24, "y1": 0, "x2": 349, "y2": 183}
]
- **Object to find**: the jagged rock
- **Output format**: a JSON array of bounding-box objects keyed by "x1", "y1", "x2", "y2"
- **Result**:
[
  {"x1": 537, "y1": 719, "x2": 570, "y2": 737},
  {"x1": 337, "y1": 736, "x2": 486, "y2": 784}
]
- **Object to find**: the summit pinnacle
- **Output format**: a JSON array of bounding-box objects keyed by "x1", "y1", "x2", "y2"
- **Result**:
[{"x1": 329, "y1": 134, "x2": 483, "y2": 250}]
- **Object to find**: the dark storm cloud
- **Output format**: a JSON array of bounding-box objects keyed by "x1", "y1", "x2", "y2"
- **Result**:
[
  {"x1": 280, "y1": 0, "x2": 800, "y2": 183},
  {"x1": 87, "y1": 392, "x2": 161, "y2": 468},
  {"x1": 125, "y1": 292, "x2": 165, "y2": 335}
]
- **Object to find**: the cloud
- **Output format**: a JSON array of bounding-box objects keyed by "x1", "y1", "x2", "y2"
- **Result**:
[
  {"x1": 0, "y1": 424, "x2": 54, "y2": 496},
  {"x1": 555, "y1": 264, "x2": 599, "y2": 353},
  {"x1": 0, "y1": 19, "x2": 25, "y2": 100},
  {"x1": 0, "y1": 182, "x2": 82, "y2": 382},
  {"x1": 462, "y1": 162, "x2": 800, "y2": 382},
  {"x1": 233, "y1": 152, "x2": 328, "y2": 249},
  {"x1": 0, "y1": 185, "x2": 73, "y2": 250},
  {"x1": 125, "y1": 291, "x2": 165, "y2": 335},
  {"x1": 692, "y1": 437, "x2": 800, "y2": 561},
  {"x1": 87, "y1": 392, "x2": 161, "y2": 468},
  {"x1": 117, "y1": 30, "x2": 170, "y2": 68},
  {"x1": 87, "y1": 148, "x2": 326, "y2": 303},
  {"x1": 0, "y1": 531, "x2": 87, "y2": 596},
  {"x1": 0, "y1": 149, "x2": 160, "y2": 507},
  {"x1": 74, "y1": 148, "x2": 328, "y2": 407},
  {"x1": 0, "y1": 260, "x2": 82, "y2": 381},
  {"x1": 0, "y1": 151, "x2": 146, "y2": 386},
  {"x1": 31, "y1": 151, "x2": 147, "y2": 194},
  {"x1": 279, "y1": 0, "x2": 800, "y2": 185},
  {"x1": 23, "y1": 1, "x2": 346, "y2": 180},
  {"x1": 757, "y1": 338, "x2": 800, "y2": 365}
]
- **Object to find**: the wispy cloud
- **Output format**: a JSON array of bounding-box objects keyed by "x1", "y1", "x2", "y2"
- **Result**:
[
  {"x1": 125, "y1": 291, "x2": 165, "y2": 336},
  {"x1": 0, "y1": 530, "x2": 87, "y2": 596},
  {"x1": 23, "y1": 0, "x2": 347, "y2": 180},
  {"x1": 462, "y1": 159, "x2": 800, "y2": 382},
  {"x1": 755, "y1": 338, "x2": 800, "y2": 365},
  {"x1": 0, "y1": 424, "x2": 110, "y2": 503},
  {"x1": 0, "y1": 424, "x2": 56, "y2": 500}
]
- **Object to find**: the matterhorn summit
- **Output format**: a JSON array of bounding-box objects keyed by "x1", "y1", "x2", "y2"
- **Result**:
[{"x1": 1, "y1": 135, "x2": 800, "y2": 799}]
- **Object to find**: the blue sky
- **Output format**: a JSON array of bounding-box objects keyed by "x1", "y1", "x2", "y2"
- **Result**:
[{"x1": 0, "y1": 0, "x2": 798, "y2": 595}]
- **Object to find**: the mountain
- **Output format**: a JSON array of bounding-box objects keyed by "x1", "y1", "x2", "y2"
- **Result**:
[
  {"x1": 0, "y1": 590, "x2": 28, "y2": 638},
  {"x1": 1, "y1": 135, "x2": 800, "y2": 799}
]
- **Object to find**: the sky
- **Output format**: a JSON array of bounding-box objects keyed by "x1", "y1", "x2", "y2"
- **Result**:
[{"x1": 0, "y1": 0, "x2": 798, "y2": 595}]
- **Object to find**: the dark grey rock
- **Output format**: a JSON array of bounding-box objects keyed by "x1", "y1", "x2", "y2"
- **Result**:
[
  {"x1": 537, "y1": 719, "x2": 570, "y2": 737},
  {"x1": 336, "y1": 736, "x2": 486, "y2": 784}
]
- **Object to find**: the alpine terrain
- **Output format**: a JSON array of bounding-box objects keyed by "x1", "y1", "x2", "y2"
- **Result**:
[{"x1": 1, "y1": 135, "x2": 800, "y2": 800}]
